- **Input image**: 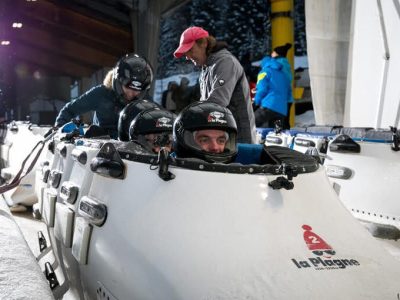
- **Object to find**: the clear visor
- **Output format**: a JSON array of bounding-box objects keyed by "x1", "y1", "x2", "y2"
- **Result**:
[{"x1": 184, "y1": 129, "x2": 236, "y2": 154}]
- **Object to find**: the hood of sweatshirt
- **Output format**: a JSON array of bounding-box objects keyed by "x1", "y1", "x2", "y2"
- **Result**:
[{"x1": 260, "y1": 56, "x2": 283, "y2": 70}]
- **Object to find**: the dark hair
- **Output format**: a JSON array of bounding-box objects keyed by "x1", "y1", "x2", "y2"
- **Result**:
[
  {"x1": 196, "y1": 35, "x2": 229, "y2": 57},
  {"x1": 273, "y1": 43, "x2": 292, "y2": 58}
]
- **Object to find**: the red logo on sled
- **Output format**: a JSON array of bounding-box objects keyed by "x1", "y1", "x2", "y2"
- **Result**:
[{"x1": 302, "y1": 224, "x2": 336, "y2": 258}]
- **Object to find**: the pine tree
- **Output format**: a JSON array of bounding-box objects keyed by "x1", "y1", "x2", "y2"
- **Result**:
[
  {"x1": 294, "y1": 0, "x2": 307, "y2": 56},
  {"x1": 157, "y1": 4, "x2": 193, "y2": 77},
  {"x1": 156, "y1": 0, "x2": 306, "y2": 78},
  {"x1": 190, "y1": 0, "x2": 228, "y2": 39},
  {"x1": 225, "y1": 0, "x2": 270, "y2": 62}
]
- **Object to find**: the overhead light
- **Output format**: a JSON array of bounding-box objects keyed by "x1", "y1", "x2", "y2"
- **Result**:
[
  {"x1": 1, "y1": 41, "x2": 10, "y2": 46},
  {"x1": 12, "y1": 23, "x2": 23, "y2": 28}
]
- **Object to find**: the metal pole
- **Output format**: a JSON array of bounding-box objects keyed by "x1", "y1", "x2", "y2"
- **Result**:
[{"x1": 270, "y1": 0, "x2": 295, "y2": 127}]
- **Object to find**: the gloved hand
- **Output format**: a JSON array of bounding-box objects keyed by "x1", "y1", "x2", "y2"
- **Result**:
[{"x1": 61, "y1": 121, "x2": 84, "y2": 136}]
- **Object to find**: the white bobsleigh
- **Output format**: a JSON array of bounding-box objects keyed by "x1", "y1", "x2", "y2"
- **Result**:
[
  {"x1": 259, "y1": 126, "x2": 400, "y2": 239},
  {"x1": 325, "y1": 128, "x2": 400, "y2": 238},
  {"x1": 0, "y1": 121, "x2": 52, "y2": 206},
  {"x1": 36, "y1": 133, "x2": 400, "y2": 300}
]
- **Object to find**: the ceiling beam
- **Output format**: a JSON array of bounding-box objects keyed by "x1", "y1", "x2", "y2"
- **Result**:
[
  {"x1": 18, "y1": 16, "x2": 130, "y2": 57},
  {"x1": 15, "y1": 0, "x2": 133, "y2": 53},
  {"x1": 49, "y1": 0, "x2": 132, "y2": 29},
  {"x1": 0, "y1": 21, "x2": 118, "y2": 68},
  {"x1": 12, "y1": 42, "x2": 96, "y2": 78}
]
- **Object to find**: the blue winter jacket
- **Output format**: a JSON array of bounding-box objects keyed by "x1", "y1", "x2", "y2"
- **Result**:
[
  {"x1": 55, "y1": 85, "x2": 124, "y2": 138},
  {"x1": 275, "y1": 57, "x2": 294, "y2": 104},
  {"x1": 254, "y1": 57, "x2": 292, "y2": 116}
]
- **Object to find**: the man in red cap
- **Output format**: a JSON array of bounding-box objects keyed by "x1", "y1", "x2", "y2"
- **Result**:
[{"x1": 174, "y1": 26, "x2": 256, "y2": 144}]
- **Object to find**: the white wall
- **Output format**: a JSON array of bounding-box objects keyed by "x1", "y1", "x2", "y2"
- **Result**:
[{"x1": 344, "y1": 0, "x2": 400, "y2": 128}]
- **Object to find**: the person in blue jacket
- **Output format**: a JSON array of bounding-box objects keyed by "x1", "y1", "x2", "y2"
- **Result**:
[
  {"x1": 254, "y1": 43, "x2": 292, "y2": 128},
  {"x1": 272, "y1": 43, "x2": 294, "y2": 128},
  {"x1": 54, "y1": 53, "x2": 153, "y2": 139}
]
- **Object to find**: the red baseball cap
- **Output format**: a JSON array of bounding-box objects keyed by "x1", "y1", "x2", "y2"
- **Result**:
[{"x1": 173, "y1": 26, "x2": 209, "y2": 58}]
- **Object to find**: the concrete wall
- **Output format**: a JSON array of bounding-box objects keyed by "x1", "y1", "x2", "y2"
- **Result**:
[
  {"x1": 131, "y1": 0, "x2": 187, "y2": 85},
  {"x1": 305, "y1": 0, "x2": 352, "y2": 125}
]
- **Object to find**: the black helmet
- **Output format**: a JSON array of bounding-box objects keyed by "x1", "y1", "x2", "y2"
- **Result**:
[
  {"x1": 118, "y1": 99, "x2": 159, "y2": 141},
  {"x1": 113, "y1": 53, "x2": 153, "y2": 102},
  {"x1": 173, "y1": 101, "x2": 237, "y2": 163},
  {"x1": 129, "y1": 107, "x2": 176, "y2": 153}
]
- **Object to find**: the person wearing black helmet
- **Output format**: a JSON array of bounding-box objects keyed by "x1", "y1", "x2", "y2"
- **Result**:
[
  {"x1": 173, "y1": 101, "x2": 237, "y2": 163},
  {"x1": 118, "y1": 98, "x2": 159, "y2": 141},
  {"x1": 129, "y1": 107, "x2": 176, "y2": 153},
  {"x1": 54, "y1": 53, "x2": 154, "y2": 139}
]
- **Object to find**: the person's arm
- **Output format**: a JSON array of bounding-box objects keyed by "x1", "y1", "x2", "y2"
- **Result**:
[
  {"x1": 205, "y1": 56, "x2": 242, "y2": 107},
  {"x1": 253, "y1": 71, "x2": 270, "y2": 106},
  {"x1": 55, "y1": 85, "x2": 103, "y2": 127}
]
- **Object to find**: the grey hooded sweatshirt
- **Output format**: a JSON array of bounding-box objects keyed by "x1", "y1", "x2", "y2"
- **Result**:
[{"x1": 199, "y1": 48, "x2": 256, "y2": 143}]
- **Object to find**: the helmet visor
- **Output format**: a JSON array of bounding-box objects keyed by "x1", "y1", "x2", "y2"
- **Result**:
[
  {"x1": 184, "y1": 129, "x2": 236, "y2": 155},
  {"x1": 137, "y1": 133, "x2": 173, "y2": 153}
]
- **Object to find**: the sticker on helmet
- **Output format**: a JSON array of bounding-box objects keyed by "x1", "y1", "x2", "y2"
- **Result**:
[
  {"x1": 207, "y1": 111, "x2": 227, "y2": 124},
  {"x1": 129, "y1": 81, "x2": 142, "y2": 88},
  {"x1": 156, "y1": 117, "x2": 172, "y2": 128}
]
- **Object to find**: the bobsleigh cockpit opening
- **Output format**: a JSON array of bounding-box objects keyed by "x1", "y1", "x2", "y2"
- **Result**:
[{"x1": 110, "y1": 140, "x2": 319, "y2": 176}]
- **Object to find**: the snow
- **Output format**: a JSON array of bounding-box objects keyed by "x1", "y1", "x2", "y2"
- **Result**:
[
  {"x1": 294, "y1": 56, "x2": 308, "y2": 69},
  {"x1": 295, "y1": 109, "x2": 315, "y2": 127},
  {"x1": 0, "y1": 199, "x2": 54, "y2": 300}
]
